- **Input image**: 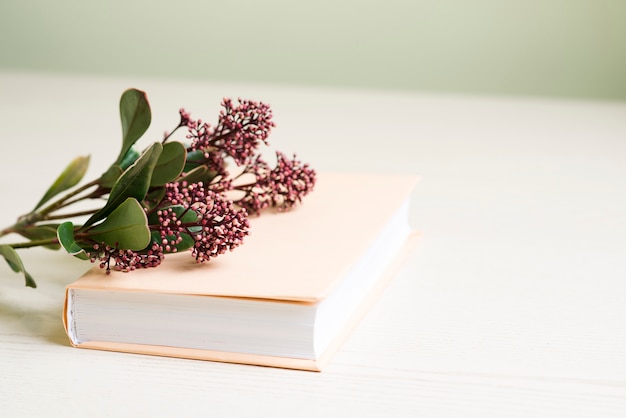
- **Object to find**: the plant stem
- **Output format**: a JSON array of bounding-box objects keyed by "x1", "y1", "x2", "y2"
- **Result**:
[
  {"x1": 1, "y1": 179, "x2": 101, "y2": 239},
  {"x1": 44, "y1": 209, "x2": 99, "y2": 221},
  {"x1": 0, "y1": 227, "x2": 17, "y2": 238},
  {"x1": 162, "y1": 124, "x2": 183, "y2": 144},
  {"x1": 59, "y1": 192, "x2": 105, "y2": 211},
  {"x1": 38, "y1": 179, "x2": 100, "y2": 216},
  {"x1": 7, "y1": 238, "x2": 58, "y2": 249}
]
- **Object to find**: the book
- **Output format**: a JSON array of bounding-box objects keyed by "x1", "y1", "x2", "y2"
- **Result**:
[{"x1": 63, "y1": 172, "x2": 419, "y2": 371}]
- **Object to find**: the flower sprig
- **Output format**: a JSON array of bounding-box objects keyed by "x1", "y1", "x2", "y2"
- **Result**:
[{"x1": 0, "y1": 89, "x2": 316, "y2": 287}]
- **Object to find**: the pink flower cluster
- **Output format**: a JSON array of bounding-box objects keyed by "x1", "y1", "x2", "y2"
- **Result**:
[
  {"x1": 89, "y1": 242, "x2": 164, "y2": 274},
  {"x1": 178, "y1": 97, "x2": 315, "y2": 215},
  {"x1": 161, "y1": 181, "x2": 249, "y2": 262},
  {"x1": 186, "y1": 98, "x2": 276, "y2": 168},
  {"x1": 235, "y1": 152, "x2": 317, "y2": 215}
]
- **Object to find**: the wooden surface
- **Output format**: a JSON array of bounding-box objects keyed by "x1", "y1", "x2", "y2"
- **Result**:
[{"x1": 1, "y1": 71, "x2": 625, "y2": 417}]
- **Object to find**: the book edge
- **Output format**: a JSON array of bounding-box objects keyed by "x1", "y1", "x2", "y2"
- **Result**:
[
  {"x1": 70, "y1": 341, "x2": 323, "y2": 372},
  {"x1": 312, "y1": 230, "x2": 419, "y2": 369},
  {"x1": 62, "y1": 232, "x2": 419, "y2": 372}
]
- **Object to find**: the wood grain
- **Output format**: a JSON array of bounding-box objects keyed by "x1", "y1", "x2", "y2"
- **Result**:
[{"x1": 1, "y1": 71, "x2": 625, "y2": 417}]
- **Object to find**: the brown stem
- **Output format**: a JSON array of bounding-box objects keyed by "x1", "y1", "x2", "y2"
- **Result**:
[
  {"x1": 38, "y1": 179, "x2": 100, "y2": 216},
  {"x1": 1, "y1": 179, "x2": 101, "y2": 239},
  {"x1": 44, "y1": 209, "x2": 99, "y2": 221},
  {"x1": 162, "y1": 123, "x2": 183, "y2": 144},
  {"x1": 0, "y1": 226, "x2": 17, "y2": 238},
  {"x1": 6, "y1": 238, "x2": 59, "y2": 249}
]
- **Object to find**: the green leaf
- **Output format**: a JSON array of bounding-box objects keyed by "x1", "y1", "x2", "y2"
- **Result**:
[
  {"x1": 142, "y1": 187, "x2": 166, "y2": 212},
  {"x1": 0, "y1": 246, "x2": 21, "y2": 273},
  {"x1": 150, "y1": 141, "x2": 187, "y2": 186},
  {"x1": 116, "y1": 88, "x2": 151, "y2": 165},
  {"x1": 87, "y1": 198, "x2": 150, "y2": 250},
  {"x1": 84, "y1": 142, "x2": 163, "y2": 227},
  {"x1": 18, "y1": 224, "x2": 62, "y2": 250},
  {"x1": 101, "y1": 148, "x2": 141, "y2": 188},
  {"x1": 34, "y1": 155, "x2": 90, "y2": 210},
  {"x1": 0, "y1": 245, "x2": 37, "y2": 288},
  {"x1": 183, "y1": 149, "x2": 206, "y2": 172},
  {"x1": 178, "y1": 165, "x2": 207, "y2": 184},
  {"x1": 57, "y1": 222, "x2": 89, "y2": 260},
  {"x1": 148, "y1": 205, "x2": 199, "y2": 252},
  {"x1": 100, "y1": 164, "x2": 123, "y2": 188},
  {"x1": 119, "y1": 147, "x2": 141, "y2": 170}
]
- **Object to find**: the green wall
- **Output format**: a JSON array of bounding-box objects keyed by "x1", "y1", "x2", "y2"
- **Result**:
[{"x1": 1, "y1": 0, "x2": 624, "y2": 100}]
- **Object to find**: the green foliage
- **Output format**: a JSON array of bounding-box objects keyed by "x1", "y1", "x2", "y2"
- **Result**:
[
  {"x1": 18, "y1": 224, "x2": 61, "y2": 250},
  {"x1": 150, "y1": 141, "x2": 186, "y2": 186},
  {"x1": 181, "y1": 149, "x2": 219, "y2": 184},
  {"x1": 100, "y1": 164, "x2": 123, "y2": 189},
  {"x1": 2, "y1": 88, "x2": 163, "y2": 286},
  {"x1": 87, "y1": 198, "x2": 150, "y2": 250},
  {"x1": 178, "y1": 165, "x2": 210, "y2": 184},
  {"x1": 0, "y1": 245, "x2": 37, "y2": 288},
  {"x1": 119, "y1": 147, "x2": 140, "y2": 170},
  {"x1": 183, "y1": 149, "x2": 206, "y2": 172},
  {"x1": 85, "y1": 142, "x2": 163, "y2": 227},
  {"x1": 101, "y1": 148, "x2": 142, "y2": 188},
  {"x1": 56, "y1": 222, "x2": 88, "y2": 260},
  {"x1": 34, "y1": 155, "x2": 90, "y2": 210},
  {"x1": 116, "y1": 88, "x2": 151, "y2": 166},
  {"x1": 142, "y1": 187, "x2": 166, "y2": 212}
]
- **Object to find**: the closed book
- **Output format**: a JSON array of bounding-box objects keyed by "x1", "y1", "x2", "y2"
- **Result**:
[{"x1": 63, "y1": 172, "x2": 418, "y2": 371}]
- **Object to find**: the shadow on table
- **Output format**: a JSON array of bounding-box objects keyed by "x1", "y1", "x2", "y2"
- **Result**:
[{"x1": 0, "y1": 288, "x2": 71, "y2": 347}]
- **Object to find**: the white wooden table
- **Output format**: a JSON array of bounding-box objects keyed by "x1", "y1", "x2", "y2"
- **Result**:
[{"x1": 1, "y1": 71, "x2": 625, "y2": 417}]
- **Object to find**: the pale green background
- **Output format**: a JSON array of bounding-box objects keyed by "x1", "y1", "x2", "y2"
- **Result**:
[{"x1": 1, "y1": 0, "x2": 624, "y2": 100}]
